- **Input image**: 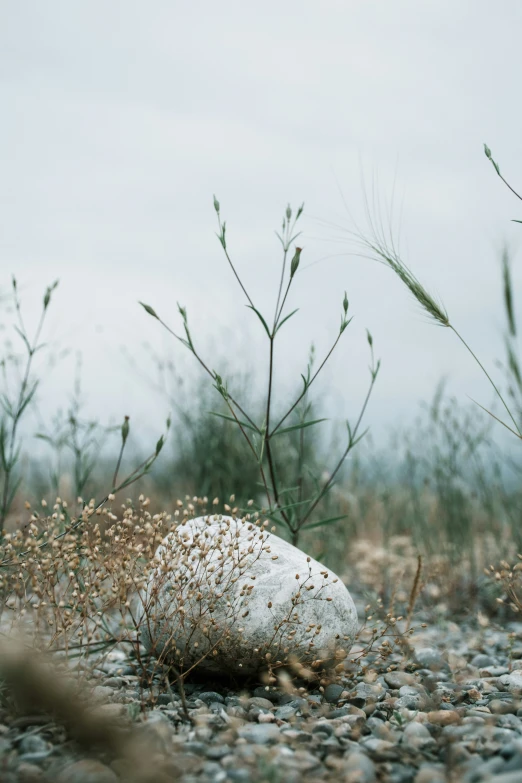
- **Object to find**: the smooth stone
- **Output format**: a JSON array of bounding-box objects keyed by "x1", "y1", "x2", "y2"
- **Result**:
[
  {"x1": 395, "y1": 695, "x2": 423, "y2": 710},
  {"x1": 102, "y1": 677, "x2": 124, "y2": 688},
  {"x1": 274, "y1": 704, "x2": 297, "y2": 720},
  {"x1": 384, "y1": 672, "x2": 416, "y2": 689},
  {"x1": 15, "y1": 763, "x2": 43, "y2": 782},
  {"x1": 237, "y1": 724, "x2": 281, "y2": 744},
  {"x1": 356, "y1": 682, "x2": 386, "y2": 702},
  {"x1": 90, "y1": 685, "x2": 115, "y2": 702},
  {"x1": 247, "y1": 697, "x2": 274, "y2": 710},
  {"x1": 481, "y1": 667, "x2": 510, "y2": 677},
  {"x1": 342, "y1": 752, "x2": 377, "y2": 783},
  {"x1": 323, "y1": 683, "x2": 345, "y2": 703},
  {"x1": 183, "y1": 742, "x2": 207, "y2": 755},
  {"x1": 415, "y1": 648, "x2": 445, "y2": 669},
  {"x1": 205, "y1": 745, "x2": 231, "y2": 760},
  {"x1": 403, "y1": 721, "x2": 435, "y2": 747},
  {"x1": 55, "y1": 760, "x2": 119, "y2": 783},
  {"x1": 19, "y1": 735, "x2": 49, "y2": 755},
  {"x1": 252, "y1": 686, "x2": 282, "y2": 703},
  {"x1": 326, "y1": 707, "x2": 352, "y2": 719},
  {"x1": 490, "y1": 700, "x2": 519, "y2": 715},
  {"x1": 471, "y1": 654, "x2": 498, "y2": 668},
  {"x1": 360, "y1": 737, "x2": 395, "y2": 754},
  {"x1": 427, "y1": 710, "x2": 461, "y2": 726},
  {"x1": 312, "y1": 721, "x2": 334, "y2": 736},
  {"x1": 140, "y1": 515, "x2": 357, "y2": 677},
  {"x1": 198, "y1": 692, "x2": 225, "y2": 705},
  {"x1": 366, "y1": 717, "x2": 394, "y2": 741},
  {"x1": 226, "y1": 771, "x2": 251, "y2": 783},
  {"x1": 258, "y1": 712, "x2": 276, "y2": 723},
  {"x1": 282, "y1": 729, "x2": 312, "y2": 742},
  {"x1": 414, "y1": 766, "x2": 446, "y2": 783},
  {"x1": 500, "y1": 672, "x2": 522, "y2": 694}
]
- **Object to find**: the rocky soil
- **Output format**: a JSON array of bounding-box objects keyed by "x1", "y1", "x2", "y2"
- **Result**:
[{"x1": 2, "y1": 597, "x2": 522, "y2": 783}]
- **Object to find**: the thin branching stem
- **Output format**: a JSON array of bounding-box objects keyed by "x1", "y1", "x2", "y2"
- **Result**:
[
  {"x1": 264, "y1": 335, "x2": 290, "y2": 526},
  {"x1": 154, "y1": 315, "x2": 258, "y2": 431},
  {"x1": 1, "y1": 291, "x2": 49, "y2": 527},
  {"x1": 217, "y1": 214, "x2": 255, "y2": 308},
  {"x1": 299, "y1": 362, "x2": 379, "y2": 529},
  {"x1": 270, "y1": 332, "x2": 344, "y2": 437}
]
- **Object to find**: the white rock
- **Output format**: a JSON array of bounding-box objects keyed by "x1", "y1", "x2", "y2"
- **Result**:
[
  {"x1": 139, "y1": 514, "x2": 357, "y2": 677},
  {"x1": 499, "y1": 671, "x2": 522, "y2": 693}
]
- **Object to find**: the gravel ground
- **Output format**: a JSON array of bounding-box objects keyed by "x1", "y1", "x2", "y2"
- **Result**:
[{"x1": 3, "y1": 597, "x2": 522, "y2": 783}]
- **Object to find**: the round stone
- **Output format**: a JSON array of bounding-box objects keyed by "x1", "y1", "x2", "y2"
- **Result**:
[{"x1": 139, "y1": 515, "x2": 358, "y2": 677}]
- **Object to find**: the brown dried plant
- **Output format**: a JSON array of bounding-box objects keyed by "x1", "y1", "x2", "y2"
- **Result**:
[{"x1": 0, "y1": 498, "x2": 418, "y2": 699}]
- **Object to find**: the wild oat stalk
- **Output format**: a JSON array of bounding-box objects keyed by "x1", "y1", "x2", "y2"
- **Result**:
[{"x1": 355, "y1": 194, "x2": 522, "y2": 440}]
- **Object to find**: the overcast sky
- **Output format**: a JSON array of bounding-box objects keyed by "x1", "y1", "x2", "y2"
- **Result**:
[{"x1": 2, "y1": 0, "x2": 522, "y2": 452}]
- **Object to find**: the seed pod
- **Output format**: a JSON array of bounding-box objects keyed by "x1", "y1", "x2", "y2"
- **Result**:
[
  {"x1": 121, "y1": 415, "x2": 130, "y2": 444},
  {"x1": 139, "y1": 302, "x2": 159, "y2": 319},
  {"x1": 290, "y1": 247, "x2": 302, "y2": 278}
]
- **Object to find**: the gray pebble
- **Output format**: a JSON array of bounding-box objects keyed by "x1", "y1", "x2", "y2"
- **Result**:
[
  {"x1": 415, "y1": 647, "x2": 445, "y2": 669},
  {"x1": 471, "y1": 654, "x2": 498, "y2": 668},
  {"x1": 323, "y1": 683, "x2": 344, "y2": 703},
  {"x1": 343, "y1": 750, "x2": 377, "y2": 782},
  {"x1": 19, "y1": 735, "x2": 49, "y2": 755},
  {"x1": 55, "y1": 760, "x2": 118, "y2": 783},
  {"x1": 384, "y1": 672, "x2": 416, "y2": 689},
  {"x1": 237, "y1": 723, "x2": 281, "y2": 744},
  {"x1": 198, "y1": 691, "x2": 225, "y2": 705},
  {"x1": 274, "y1": 704, "x2": 298, "y2": 720},
  {"x1": 247, "y1": 696, "x2": 274, "y2": 710}
]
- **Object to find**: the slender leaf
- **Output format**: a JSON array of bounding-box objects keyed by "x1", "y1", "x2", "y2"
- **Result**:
[
  {"x1": 0, "y1": 395, "x2": 13, "y2": 417},
  {"x1": 303, "y1": 514, "x2": 348, "y2": 531},
  {"x1": 246, "y1": 305, "x2": 272, "y2": 339},
  {"x1": 6, "y1": 475, "x2": 22, "y2": 511},
  {"x1": 271, "y1": 418, "x2": 328, "y2": 437},
  {"x1": 18, "y1": 381, "x2": 39, "y2": 418},
  {"x1": 35, "y1": 433, "x2": 55, "y2": 444},
  {"x1": 266, "y1": 497, "x2": 313, "y2": 515},
  {"x1": 275, "y1": 309, "x2": 299, "y2": 334},
  {"x1": 209, "y1": 411, "x2": 260, "y2": 433},
  {"x1": 468, "y1": 396, "x2": 522, "y2": 438},
  {"x1": 13, "y1": 326, "x2": 32, "y2": 354}
]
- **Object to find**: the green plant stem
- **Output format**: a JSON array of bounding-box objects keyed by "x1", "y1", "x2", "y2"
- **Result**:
[
  {"x1": 451, "y1": 326, "x2": 522, "y2": 437},
  {"x1": 276, "y1": 277, "x2": 294, "y2": 327},
  {"x1": 271, "y1": 332, "x2": 344, "y2": 436},
  {"x1": 1, "y1": 306, "x2": 46, "y2": 527},
  {"x1": 496, "y1": 171, "x2": 522, "y2": 203},
  {"x1": 299, "y1": 364, "x2": 378, "y2": 530},
  {"x1": 264, "y1": 336, "x2": 290, "y2": 527},
  {"x1": 155, "y1": 315, "x2": 258, "y2": 431},
  {"x1": 217, "y1": 215, "x2": 255, "y2": 308},
  {"x1": 273, "y1": 246, "x2": 290, "y2": 329},
  {"x1": 221, "y1": 398, "x2": 273, "y2": 507},
  {"x1": 112, "y1": 436, "x2": 127, "y2": 489}
]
